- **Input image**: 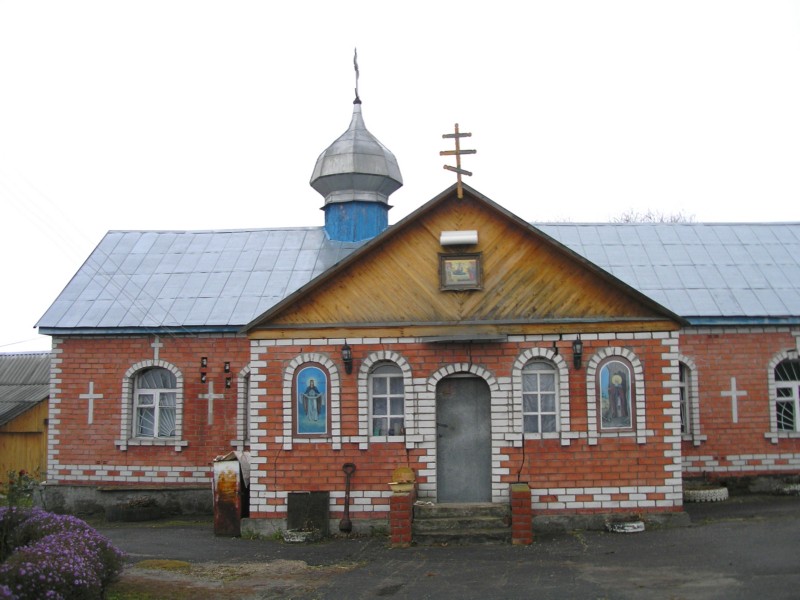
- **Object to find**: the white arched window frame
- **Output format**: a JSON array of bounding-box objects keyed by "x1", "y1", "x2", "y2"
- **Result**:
[
  {"x1": 357, "y1": 351, "x2": 413, "y2": 449},
  {"x1": 586, "y1": 347, "x2": 650, "y2": 445},
  {"x1": 116, "y1": 359, "x2": 187, "y2": 451},
  {"x1": 231, "y1": 365, "x2": 251, "y2": 451},
  {"x1": 282, "y1": 352, "x2": 341, "y2": 450},
  {"x1": 512, "y1": 348, "x2": 571, "y2": 445},
  {"x1": 766, "y1": 349, "x2": 800, "y2": 443},
  {"x1": 677, "y1": 354, "x2": 706, "y2": 446}
]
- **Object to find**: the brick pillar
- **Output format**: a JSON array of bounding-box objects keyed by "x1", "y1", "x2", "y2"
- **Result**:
[
  {"x1": 389, "y1": 490, "x2": 415, "y2": 548},
  {"x1": 510, "y1": 483, "x2": 533, "y2": 545}
]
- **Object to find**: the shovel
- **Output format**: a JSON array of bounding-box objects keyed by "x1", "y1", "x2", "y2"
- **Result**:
[{"x1": 340, "y1": 462, "x2": 357, "y2": 533}]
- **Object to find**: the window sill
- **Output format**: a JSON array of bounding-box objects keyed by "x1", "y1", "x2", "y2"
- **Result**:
[
  {"x1": 115, "y1": 438, "x2": 188, "y2": 451},
  {"x1": 522, "y1": 432, "x2": 560, "y2": 440},
  {"x1": 370, "y1": 435, "x2": 406, "y2": 443},
  {"x1": 682, "y1": 433, "x2": 708, "y2": 446},
  {"x1": 765, "y1": 431, "x2": 800, "y2": 443}
]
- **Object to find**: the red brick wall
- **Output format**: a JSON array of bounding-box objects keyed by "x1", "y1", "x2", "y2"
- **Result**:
[
  {"x1": 48, "y1": 334, "x2": 250, "y2": 486},
  {"x1": 249, "y1": 333, "x2": 682, "y2": 519},
  {"x1": 49, "y1": 328, "x2": 799, "y2": 518},
  {"x1": 681, "y1": 328, "x2": 800, "y2": 477}
]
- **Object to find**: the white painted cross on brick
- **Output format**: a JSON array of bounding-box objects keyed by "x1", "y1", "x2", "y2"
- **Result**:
[
  {"x1": 721, "y1": 377, "x2": 747, "y2": 423},
  {"x1": 151, "y1": 335, "x2": 164, "y2": 360},
  {"x1": 80, "y1": 381, "x2": 103, "y2": 425},
  {"x1": 199, "y1": 380, "x2": 225, "y2": 425}
]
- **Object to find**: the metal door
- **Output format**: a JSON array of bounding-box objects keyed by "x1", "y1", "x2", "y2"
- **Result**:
[{"x1": 436, "y1": 376, "x2": 492, "y2": 503}]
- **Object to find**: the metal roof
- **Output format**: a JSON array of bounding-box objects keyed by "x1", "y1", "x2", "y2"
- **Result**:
[
  {"x1": 0, "y1": 352, "x2": 50, "y2": 426},
  {"x1": 537, "y1": 222, "x2": 800, "y2": 322},
  {"x1": 37, "y1": 228, "x2": 362, "y2": 333},
  {"x1": 36, "y1": 218, "x2": 800, "y2": 335}
]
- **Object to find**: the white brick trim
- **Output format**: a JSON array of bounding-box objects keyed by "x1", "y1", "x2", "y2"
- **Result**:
[
  {"x1": 357, "y1": 351, "x2": 414, "y2": 450},
  {"x1": 230, "y1": 365, "x2": 252, "y2": 451},
  {"x1": 115, "y1": 359, "x2": 187, "y2": 452},
  {"x1": 529, "y1": 484, "x2": 681, "y2": 510},
  {"x1": 511, "y1": 348, "x2": 572, "y2": 446},
  {"x1": 683, "y1": 452, "x2": 800, "y2": 473},
  {"x1": 765, "y1": 348, "x2": 800, "y2": 443},
  {"x1": 281, "y1": 352, "x2": 341, "y2": 451},
  {"x1": 586, "y1": 347, "x2": 650, "y2": 444}
]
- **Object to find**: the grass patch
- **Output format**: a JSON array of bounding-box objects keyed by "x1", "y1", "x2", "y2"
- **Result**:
[{"x1": 135, "y1": 559, "x2": 192, "y2": 573}]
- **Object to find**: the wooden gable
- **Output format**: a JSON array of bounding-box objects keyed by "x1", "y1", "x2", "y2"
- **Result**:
[{"x1": 247, "y1": 186, "x2": 682, "y2": 339}]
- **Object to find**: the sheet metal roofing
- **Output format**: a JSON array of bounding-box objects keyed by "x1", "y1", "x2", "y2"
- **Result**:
[
  {"x1": 37, "y1": 228, "x2": 362, "y2": 333},
  {"x1": 0, "y1": 352, "x2": 50, "y2": 426},
  {"x1": 37, "y1": 221, "x2": 800, "y2": 333},
  {"x1": 537, "y1": 223, "x2": 800, "y2": 321}
]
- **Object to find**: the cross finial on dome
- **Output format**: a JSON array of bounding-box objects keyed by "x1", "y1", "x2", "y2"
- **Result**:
[{"x1": 353, "y1": 48, "x2": 361, "y2": 104}]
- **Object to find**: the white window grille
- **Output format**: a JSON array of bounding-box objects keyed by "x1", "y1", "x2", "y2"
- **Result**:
[
  {"x1": 369, "y1": 363, "x2": 405, "y2": 437},
  {"x1": 133, "y1": 367, "x2": 177, "y2": 438},
  {"x1": 522, "y1": 361, "x2": 558, "y2": 433}
]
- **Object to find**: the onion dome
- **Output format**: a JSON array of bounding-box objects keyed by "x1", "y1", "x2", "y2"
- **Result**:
[{"x1": 310, "y1": 98, "x2": 403, "y2": 242}]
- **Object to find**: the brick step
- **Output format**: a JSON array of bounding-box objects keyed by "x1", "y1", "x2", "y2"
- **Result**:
[{"x1": 412, "y1": 502, "x2": 512, "y2": 545}]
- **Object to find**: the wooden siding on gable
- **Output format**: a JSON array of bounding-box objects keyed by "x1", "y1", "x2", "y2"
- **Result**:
[{"x1": 253, "y1": 191, "x2": 679, "y2": 334}]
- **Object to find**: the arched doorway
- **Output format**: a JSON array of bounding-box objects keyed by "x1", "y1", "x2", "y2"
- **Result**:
[{"x1": 436, "y1": 375, "x2": 492, "y2": 503}]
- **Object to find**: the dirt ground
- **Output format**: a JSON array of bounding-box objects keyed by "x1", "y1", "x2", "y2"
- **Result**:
[{"x1": 108, "y1": 558, "x2": 362, "y2": 599}]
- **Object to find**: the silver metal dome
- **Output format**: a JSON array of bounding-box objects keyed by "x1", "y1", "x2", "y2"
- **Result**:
[{"x1": 310, "y1": 102, "x2": 403, "y2": 205}]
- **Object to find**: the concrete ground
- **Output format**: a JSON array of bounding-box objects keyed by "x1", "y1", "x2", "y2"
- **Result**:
[{"x1": 98, "y1": 494, "x2": 800, "y2": 599}]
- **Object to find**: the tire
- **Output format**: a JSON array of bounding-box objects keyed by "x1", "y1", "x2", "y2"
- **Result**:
[
  {"x1": 606, "y1": 520, "x2": 645, "y2": 533},
  {"x1": 683, "y1": 486, "x2": 729, "y2": 503}
]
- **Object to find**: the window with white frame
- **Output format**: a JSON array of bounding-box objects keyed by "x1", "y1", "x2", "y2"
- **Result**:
[
  {"x1": 775, "y1": 359, "x2": 800, "y2": 431},
  {"x1": 678, "y1": 362, "x2": 692, "y2": 435},
  {"x1": 133, "y1": 367, "x2": 177, "y2": 438},
  {"x1": 369, "y1": 363, "x2": 404, "y2": 437},
  {"x1": 522, "y1": 361, "x2": 558, "y2": 433}
]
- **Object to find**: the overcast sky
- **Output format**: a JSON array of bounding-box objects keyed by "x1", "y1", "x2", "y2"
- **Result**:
[{"x1": 2, "y1": 1, "x2": 800, "y2": 352}]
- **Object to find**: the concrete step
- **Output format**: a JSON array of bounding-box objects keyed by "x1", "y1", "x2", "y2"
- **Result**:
[
  {"x1": 412, "y1": 502, "x2": 512, "y2": 545},
  {"x1": 414, "y1": 502, "x2": 510, "y2": 519},
  {"x1": 412, "y1": 527, "x2": 512, "y2": 546}
]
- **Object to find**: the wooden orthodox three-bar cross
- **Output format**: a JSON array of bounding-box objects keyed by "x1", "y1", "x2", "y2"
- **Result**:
[{"x1": 440, "y1": 124, "x2": 476, "y2": 199}]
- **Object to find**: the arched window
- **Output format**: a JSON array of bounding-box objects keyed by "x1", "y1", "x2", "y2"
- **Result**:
[
  {"x1": 369, "y1": 363, "x2": 405, "y2": 437},
  {"x1": 133, "y1": 367, "x2": 177, "y2": 438},
  {"x1": 775, "y1": 359, "x2": 800, "y2": 431},
  {"x1": 522, "y1": 361, "x2": 558, "y2": 433}
]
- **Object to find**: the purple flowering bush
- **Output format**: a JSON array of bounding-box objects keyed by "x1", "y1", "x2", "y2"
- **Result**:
[{"x1": 0, "y1": 507, "x2": 124, "y2": 599}]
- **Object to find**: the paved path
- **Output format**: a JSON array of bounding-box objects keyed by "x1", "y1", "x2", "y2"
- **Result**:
[{"x1": 99, "y1": 494, "x2": 800, "y2": 599}]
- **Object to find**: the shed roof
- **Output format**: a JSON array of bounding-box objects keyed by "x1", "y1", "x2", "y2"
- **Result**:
[{"x1": 0, "y1": 352, "x2": 50, "y2": 426}]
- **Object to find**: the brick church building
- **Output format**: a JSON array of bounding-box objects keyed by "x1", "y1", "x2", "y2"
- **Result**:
[{"x1": 36, "y1": 86, "x2": 800, "y2": 537}]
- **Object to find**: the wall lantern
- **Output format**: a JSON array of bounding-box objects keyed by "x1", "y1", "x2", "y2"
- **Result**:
[
  {"x1": 224, "y1": 361, "x2": 231, "y2": 373},
  {"x1": 342, "y1": 343, "x2": 353, "y2": 374},
  {"x1": 572, "y1": 337, "x2": 583, "y2": 370},
  {"x1": 200, "y1": 356, "x2": 208, "y2": 368},
  {"x1": 225, "y1": 376, "x2": 232, "y2": 389},
  {"x1": 200, "y1": 372, "x2": 207, "y2": 383}
]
